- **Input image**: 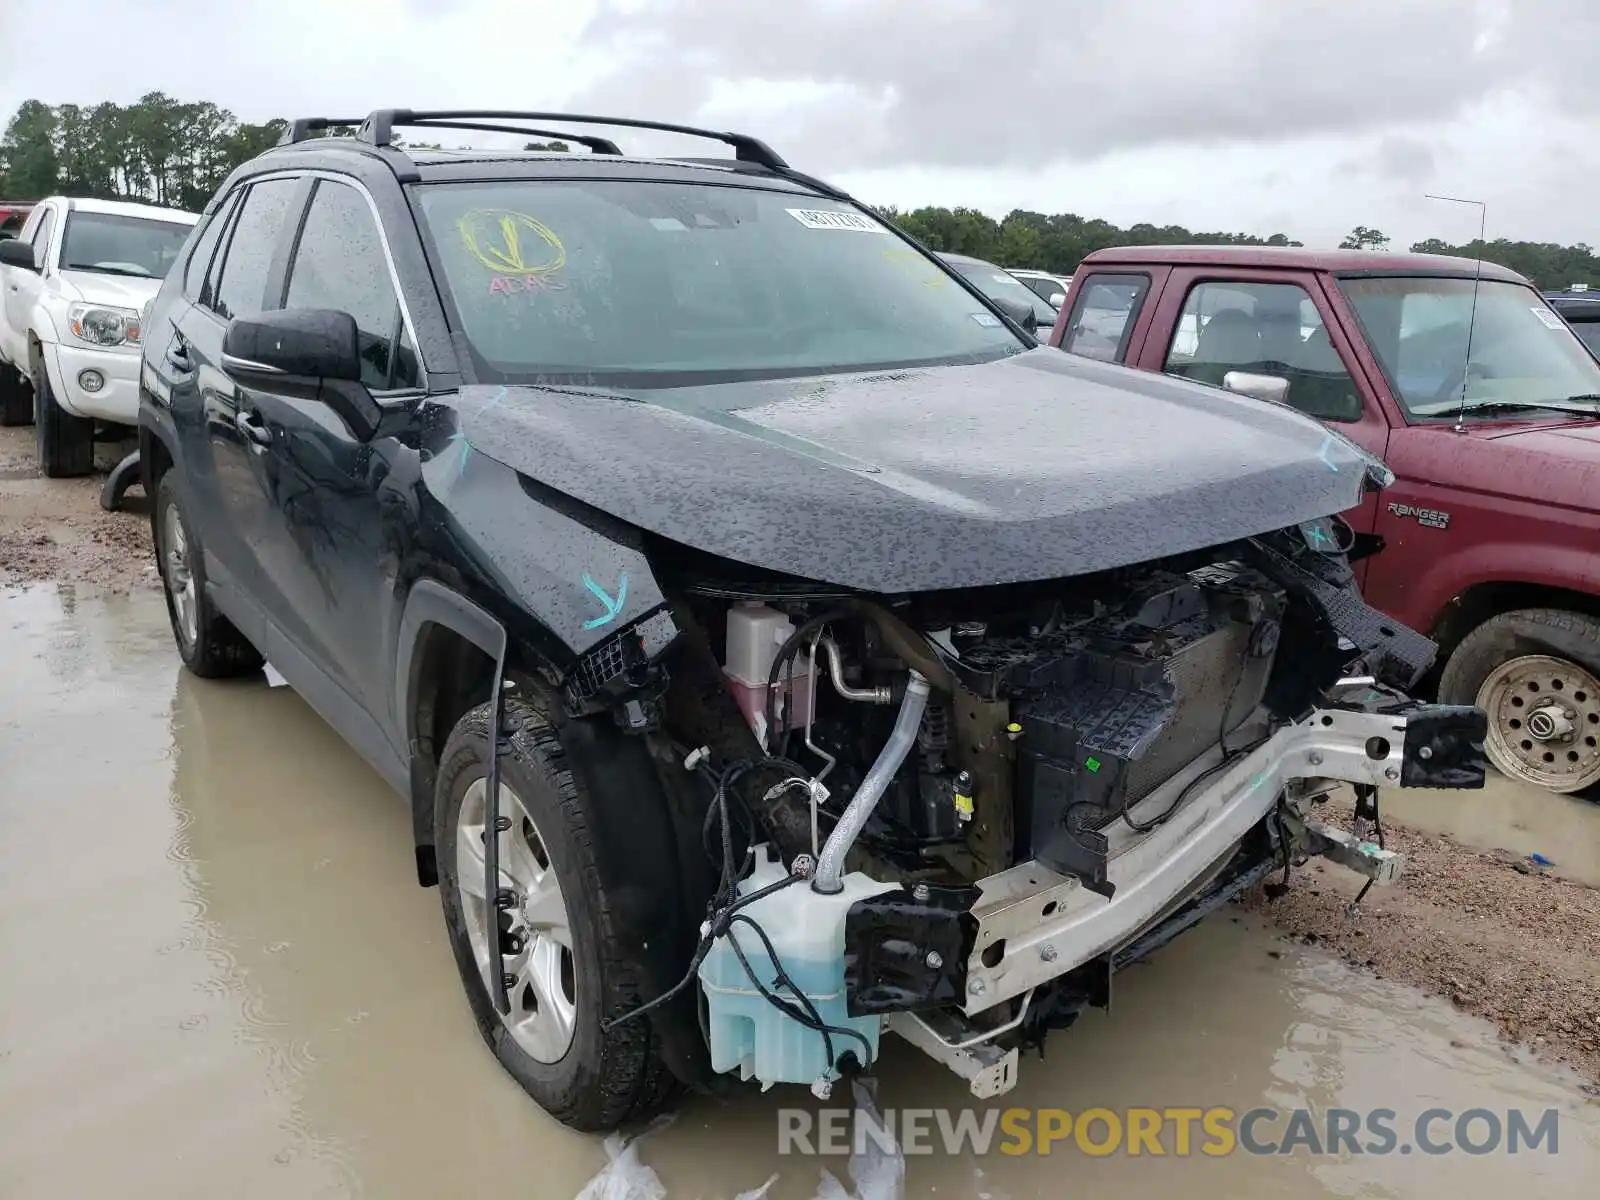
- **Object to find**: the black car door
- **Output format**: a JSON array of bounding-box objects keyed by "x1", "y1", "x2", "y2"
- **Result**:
[
  {"x1": 235, "y1": 175, "x2": 425, "y2": 749},
  {"x1": 165, "y1": 176, "x2": 303, "y2": 647}
]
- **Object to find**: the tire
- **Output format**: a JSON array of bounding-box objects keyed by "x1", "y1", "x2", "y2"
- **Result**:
[
  {"x1": 1437, "y1": 607, "x2": 1600, "y2": 794},
  {"x1": 152, "y1": 472, "x2": 264, "y2": 679},
  {"x1": 435, "y1": 699, "x2": 680, "y2": 1132},
  {"x1": 0, "y1": 364, "x2": 29, "y2": 426},
  {"x1": 33, "y1": 353, "x2": 93, "y2": 477}
]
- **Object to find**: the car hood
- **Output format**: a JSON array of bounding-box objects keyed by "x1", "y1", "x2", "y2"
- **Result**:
[
  {"x1": 1465, "y1": 418, "x2": 1600, "y2": 509},
  {"x1": 55, "y1": 269, "x2": 162, "y2": 307},
  {"x1": 451, "y1": 349, "x2": 1378, "y2": 592}
]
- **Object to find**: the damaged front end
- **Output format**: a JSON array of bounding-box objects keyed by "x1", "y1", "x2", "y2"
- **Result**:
[{"x1": 580, "y1": 516, "x2": 1486, "y2": 1100}]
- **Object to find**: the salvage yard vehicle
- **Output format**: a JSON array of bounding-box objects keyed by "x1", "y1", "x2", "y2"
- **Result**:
[
  {"x1": 1546, "y1": 286, "x2": 1600, "y2": 355},
  {"x1": 1007, "y1": 267, "x2": 1072, "y2": 308},
  {"x1": 1055, "y1": 246, "x2": 1600, "y2": 793},
  {"x1": 138, "y1": 110, "x2": 1486, "y2": 1133},
  {"x1": 0, "y1": 196, "x2": 198, "y2": 474},
  {"x1": 0, "y1": 202, "x2": 33, "y2": 239},
  {"x1": 936, "y1": 251, "x2": 1059, "y2": 340}
]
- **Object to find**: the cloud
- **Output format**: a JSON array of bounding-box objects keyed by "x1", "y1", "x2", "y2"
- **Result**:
[
  {"x1": 570, "y1": 0, "x2": 1595, "y2": 172},
  {"x1": 1336, "y1": 134, "x2": 1439, "y2": 184}
]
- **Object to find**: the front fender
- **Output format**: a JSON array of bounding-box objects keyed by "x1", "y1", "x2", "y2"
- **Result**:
[
  {"x1": 415, "y1": 426, "x2": 672, "y2": 675},
  {"x1": 1408, "y1": 538, "x2": 1600, "y2": 636}
]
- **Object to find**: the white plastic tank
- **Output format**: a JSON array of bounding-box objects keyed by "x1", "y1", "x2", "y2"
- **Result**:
[
  {"x1": 698, "y1": 847, "x2": 895, "y2": 1088},
  {"x1": 724, "y1": 602, "x2": 813, "y2": 743}
]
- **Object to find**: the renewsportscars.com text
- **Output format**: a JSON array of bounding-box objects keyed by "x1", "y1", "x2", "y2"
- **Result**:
[{"x1": 777, "y1": 1105, "x2": 1562, "y2": 1158}]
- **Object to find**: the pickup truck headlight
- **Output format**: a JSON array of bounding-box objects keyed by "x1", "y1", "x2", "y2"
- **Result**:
[{"x1": 68, "y1": 302, "x2": 142, "y2": 348}]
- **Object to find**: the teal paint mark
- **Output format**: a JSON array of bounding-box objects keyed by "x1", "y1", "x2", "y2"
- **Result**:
[
  {"x1": 581, "y1": 571, "x2": 628, "y2": 630},
  {"x1": 447, "y1": 386, "x2": 510, "y2": 480},
  {"x1": 1316, "y1": 434, "x2": 1343, "y2": 473},
  {"x1": 1307, "y1": 523, "x2": 1332, "y2": 548}
]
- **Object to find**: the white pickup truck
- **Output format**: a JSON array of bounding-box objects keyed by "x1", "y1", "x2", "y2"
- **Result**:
[{"x1": 0, "y1": 196, "x2": 197, "y2": 476}]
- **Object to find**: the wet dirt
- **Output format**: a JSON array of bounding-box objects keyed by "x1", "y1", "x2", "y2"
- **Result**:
[
  {"x1": 0, "y1": 424, "x2": 153, "y2": 593},
  {"x1": 1382, "y1": 780, "x2": 1600, "y2": 889},
  {"x1": 3, "y1": 583, "x2": 1599, "y2": 1199},
  {"x1": 1246, "y1": 781, "x2": 1600, "y2": 1084}
]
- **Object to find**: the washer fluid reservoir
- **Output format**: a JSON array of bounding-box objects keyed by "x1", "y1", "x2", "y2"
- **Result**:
[{"x1": 698, "y1": 846, "x2": 895, "y2": 1089}]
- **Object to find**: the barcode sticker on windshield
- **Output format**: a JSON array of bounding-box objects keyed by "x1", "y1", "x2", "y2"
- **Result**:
[
  {"x1": 786, "y1": 208, "x2": 887, "y2": 233},
  {"x1": 1532, "y1": 306, "x2": 1567, "y2": 330}
]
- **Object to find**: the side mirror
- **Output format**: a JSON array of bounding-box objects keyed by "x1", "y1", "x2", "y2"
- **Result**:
[
  {"x1": 991, "y1": 296, "x2": 1039, "y2": 334},
  {"x1": 1048, "y1": 292, "x2": 1066, "y2": 307},
  {"x1": 222, "y1": 308, "x2": 381, "y2": 439},
  {"x1": 0, "y1": 239, "x2": 38, "y2": 271},
  {"x1": 1223, "y1": 370, "x2": 1291, "y2": 405},
  {"x1": 222, "y1": 308, "x2": 362, "y2": 382}
]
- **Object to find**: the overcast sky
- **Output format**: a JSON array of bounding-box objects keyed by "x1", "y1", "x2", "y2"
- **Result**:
[{"x1": 2, "y1": 0, "x2": 1595, "y2": 251}]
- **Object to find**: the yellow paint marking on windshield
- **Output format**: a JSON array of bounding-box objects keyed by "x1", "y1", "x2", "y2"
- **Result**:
[
  {"x1": 458, "y1": 209, "x2": 567, "y2": 276},
  {"x1": 881, "y1": 246, "x2": 946, "y2": 287}
]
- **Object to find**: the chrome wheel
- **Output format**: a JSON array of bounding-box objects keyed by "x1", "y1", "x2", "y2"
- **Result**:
[
  {"x1": 456, "y1": 777, "x2": 577, "y2": 1063},
  {"x1": 161, "y1": 503, "x2": 197, "y2": 649},
  {"x1": 1477, "y1": 654, "x2": 1600, "y2": 793}
]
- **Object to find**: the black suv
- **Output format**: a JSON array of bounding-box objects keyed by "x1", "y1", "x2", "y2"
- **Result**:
[
  {"x1": 139, "y1": 110, "x2": 1482, "y2": 1133},
  {"x1": 1546, "y1": 288, "x2": 1600, "y2": 355}
]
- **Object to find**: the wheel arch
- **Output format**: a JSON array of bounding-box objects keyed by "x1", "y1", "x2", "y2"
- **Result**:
[
  {"x1": 1429, "y1": 580, "x2": 1600, "y2": 685},
  {"x1": 396, "y1": 579, "x2": 509, "y2": 888},
  {"x1": 398, "y1": 577, "x2": 715, "y2": 1086}
]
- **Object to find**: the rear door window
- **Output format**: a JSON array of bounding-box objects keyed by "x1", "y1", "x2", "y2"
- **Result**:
[
  {"x1": 210, "y1": 177, "x2": 299, "y2": 320},
  {"x1": 1163, "y1": 279, "x2": 1363, "y2": 421},
  {"x1": 1060, "y1": 274, "x2": 1150, "y2": 362}
]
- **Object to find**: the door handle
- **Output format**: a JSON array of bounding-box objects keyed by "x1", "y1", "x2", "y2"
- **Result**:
[{"x1": 235, "y1": 409, "x2": 272, "y2": 449}]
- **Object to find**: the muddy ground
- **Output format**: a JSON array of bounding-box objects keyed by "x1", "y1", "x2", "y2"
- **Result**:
[
  {"x1": 3, "y1": 422, "x2": 1599, "y2": 1198},
  {"x1": 0, "y1": 424, "x2": 151, "y2": 591}
]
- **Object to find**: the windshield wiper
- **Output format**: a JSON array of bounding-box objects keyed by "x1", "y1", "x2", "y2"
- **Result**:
[
  {"x1": 1455, "y1": 399, "x2": 1600, "y2": 419},
  {"x1": 65, "y1": 264, "x2": 152, "y2": 278}
]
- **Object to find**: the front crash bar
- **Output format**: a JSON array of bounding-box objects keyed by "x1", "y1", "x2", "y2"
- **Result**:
[{"x1": 961, "y1": 705, "x2": 1480, "y2": 1013}]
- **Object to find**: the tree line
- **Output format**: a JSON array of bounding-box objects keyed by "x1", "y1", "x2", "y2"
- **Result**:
[
  {"x1": 3, "y1": 94, "x2": 1595, "y2": 290},
  {"x1": 878, "y1": 209, "x2": 1600, "y2": 291}
]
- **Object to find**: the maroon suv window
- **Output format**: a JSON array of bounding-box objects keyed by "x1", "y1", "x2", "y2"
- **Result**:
[{"x1": 1060, "y1": 274, "x2": 1149, "y2": 362}]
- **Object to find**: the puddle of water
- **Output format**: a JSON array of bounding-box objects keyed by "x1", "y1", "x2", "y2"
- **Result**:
[
  {"x1": 2, "y1": 583, "x2": 1598, "y2": 1200},
  {"x1": 1382, "y1": 776, "x2": 1600, "y2": 887}
]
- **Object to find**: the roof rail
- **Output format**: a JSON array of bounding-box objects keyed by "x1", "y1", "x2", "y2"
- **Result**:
[
  {"x1": 280, "y1": 118, "x2": 366, "y2": 146},
  {"x1": 399, "y1": 119, "x2": 622, "y2": 155},
  {"x1": 357, "y1": 109, "x2": 790, "y2": 170}
]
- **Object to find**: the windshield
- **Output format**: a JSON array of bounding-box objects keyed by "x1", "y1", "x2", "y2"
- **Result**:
[
  {"x1": 414, "y1": 181, "x2": 1026, "y2": 387},
  {"x1": 59, "y1": 211, "x2": 192, "y2": 278},
  {"x1": 946, "y1": 259, "x2": 1059, "y2": 324},
  {"x1": 1340, "y1": 276, "x2": 1600, "y2": 418}
]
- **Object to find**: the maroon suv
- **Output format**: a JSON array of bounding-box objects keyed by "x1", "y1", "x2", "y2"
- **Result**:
[{"x1": 1049, "y1": 246, "x2": 1600, "y2": 794}]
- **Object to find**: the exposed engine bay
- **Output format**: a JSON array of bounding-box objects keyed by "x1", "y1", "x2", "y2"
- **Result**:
[
  {"x1": 703, "y1": 557, "x2": 1287, "y2": 888},
  {"x1": 596, "y1": 520, "x2": 1488, "y2": 1100}
]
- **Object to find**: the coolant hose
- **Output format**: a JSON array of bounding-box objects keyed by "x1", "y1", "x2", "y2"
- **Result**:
[{"x1": 811, "y1": 669, "x2": 932, "y2": 894}]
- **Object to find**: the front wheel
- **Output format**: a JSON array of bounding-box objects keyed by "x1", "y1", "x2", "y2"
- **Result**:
[
  {"x1": 33, "y1": 355, "x2": 94, "y2": 477},
  {"x1": 1438, "y1": 608, "x2": 1600, "y2": 794},
  {"x1": 435, "y1": 700, "x2": 680, "y2": 1131}
]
